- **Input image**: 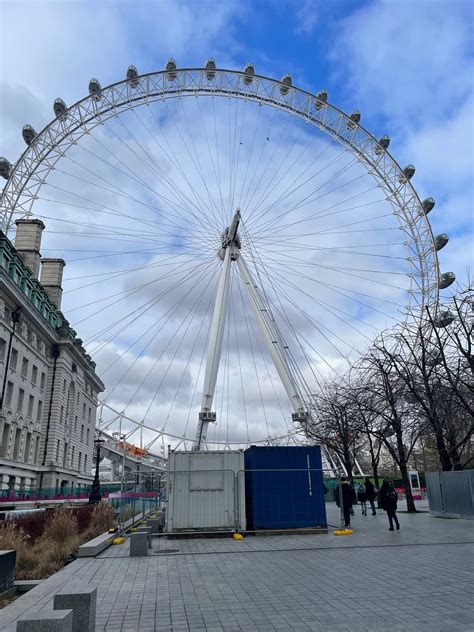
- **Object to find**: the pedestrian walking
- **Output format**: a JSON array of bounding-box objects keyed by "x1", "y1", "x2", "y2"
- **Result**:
[
  {"x1": 365, "y1": 477, "x2": 377, "y2": 515},
  {"x1": 379, "y1": 479, "x2": 400, "y2": 531},
  {"x1": 357, "y1": 482, "x2": 367, "y2": 515},
  {"x1": 334, "y1": 477, "x2": 356, "y2": 528}
]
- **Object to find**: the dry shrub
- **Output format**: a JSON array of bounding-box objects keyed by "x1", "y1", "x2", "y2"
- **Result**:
[
  {"x1": 42, "y1": 506, "x2": 78, "y2": 542},
  {"x1": 81, "y1": 502, "x2": 116, "y2": 542},
  {"x1": 90, "y1": 502, "x2": 115, "y2": 534},
  {"x1": 0, "y1": 522, "x2": 28, "y2": 551}
]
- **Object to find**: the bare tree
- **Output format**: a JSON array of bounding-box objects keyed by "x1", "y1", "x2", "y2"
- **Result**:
[
  {"x1": 361, "y1": 351, "x2": 422, "y2": 512},
  {"x1": 301, "y1": 378, "x2": 363, "y2": 485}
]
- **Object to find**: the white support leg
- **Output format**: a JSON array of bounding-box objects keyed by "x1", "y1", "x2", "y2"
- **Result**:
[
  {"x1": 194, "y1": 247, "x2": 232, "y2": 450},
  {"x1": 236, "y1": 255, "x2": 306, "y2": 416}
]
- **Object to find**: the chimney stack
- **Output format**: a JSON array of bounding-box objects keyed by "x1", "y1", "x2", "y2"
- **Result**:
[
  {"x1": 14, "y1": 219, "x2": 45, "y2": 279},
  {"x1": 40, "y1": 258, "x2": 66, "y2": 309}
]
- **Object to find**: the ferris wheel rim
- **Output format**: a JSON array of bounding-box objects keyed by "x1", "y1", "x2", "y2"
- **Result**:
[
  {"x1": 1, "y1": 65, "x2": 439, "y2": 318},
  {"x1": 0, "y1": 64, "x2": 444, "y2": 447}
]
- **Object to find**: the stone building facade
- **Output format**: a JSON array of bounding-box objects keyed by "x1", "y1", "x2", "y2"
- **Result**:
[{"x1": 0, "y1": 219, "x2": 104, "y2": 494}]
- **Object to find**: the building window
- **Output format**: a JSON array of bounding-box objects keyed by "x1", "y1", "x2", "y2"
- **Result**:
[
  {"x1": 56, "y1": 440, "x2": 60, "y2": 462},
  {"x1": 24, "y1": 432, "x2": 32, "y2": 462},
  {"x1": 78, "y1": 451, "x2": 82, "y2": 471},
  {"x1": 28, "y1": 394, "x2": 34, "y2": 418},
  {"x1": 0, "y1": 423, "x2": 10, "y2": 457},
  {"x1": 12, "y1": 428, "x2": 22, "y2": 460},
  {"x1": 21, "y1": 357, "x2": 28, "y2": 378},
  {"x1": 60, "y1": 405, "x2": 64, "y2": 423},
  {"x1": 63, "y1": 379, "x2": 67, "y2": 393},
  {"x1": 10, "y1": 348, "x2": 18, "y2": 371},
  {"x1": 80, "y1": 424, "x2": 84, "y2": 442},
  {"x1": 82, "y1": 403, "x2": 86, "y2": 418},
  {"x1": 31, "y1": 365, "x2": 38, "y2": 385},
  {"x1": 37, "y1": 400, "x2": 43, "y2": 423},
  {"x1": 88, "y1": 407, "x2": 91, "y2": 423},
  {"x1": 74, "y1": 415, "x2": 78, "y2": 432},
  {"x1": 5, "y1": 381, "x2": 13, "y2": 407},
  {"x1": 34, "y1": 436, "x2": 40, "y2": 464},
  {"x1": 84, "y1": 454, "x2": 88, "y2": 474},
  {"x1": 0, "y1": 338, "x2": 6, "y2": 362},
  {"x1": 40, "y1": 372, "x2": 45, "y2": 390},
  {"x1": 17, "y1": 388, "x2": 25, "y2": 413},
  {"x1": 86, "y1": 427, "x2": 90, "y2": 443},
  {"x1": 71, "y1": 445, "x2": 75, "y2": 468}
]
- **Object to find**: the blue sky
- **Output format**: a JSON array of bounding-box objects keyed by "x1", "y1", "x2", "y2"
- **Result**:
[{"x1": 0, "y1": 0, "x2": 473, "y2": 446}]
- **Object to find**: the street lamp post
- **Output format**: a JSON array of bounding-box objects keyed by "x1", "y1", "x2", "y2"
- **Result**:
[{"x1": 88, "y1": 436, "x2": 105, "y2": 504}]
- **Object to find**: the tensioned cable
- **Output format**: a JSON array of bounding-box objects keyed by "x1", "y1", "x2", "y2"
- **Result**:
[
  {"x1": 245, "y1": 118, "x2": 340, "y2": 223},
  {"x1": 145, "y1": 98, "x2": 226, "y2": 229},
  {"x1": 86, "y1": 255, "x2": 217, "y2": 353},
  {"x1": 103, "y1": 258, "x2": 218, "y2": 398},
  {"x1": 77, "y1": 130, "x2": 222, "y2": 236},
  {"x1": 105, "y1": 114, "x2": 222, "y2": 236},
  {"x1": 241, "y1": 220, "x2": 325, "y2": 394},
  {"x1": 140, "y1": 267, "x2": 219, "y2": 428},
  {"x1": 122, "y1": 264, "x2": 216, "y2": 421},
  {"x1": 134, "y1": 103, "x2": 225, "y2": 232},
  {"x1": 234, "y1": 267, "x2": 289, "y2": 431}
]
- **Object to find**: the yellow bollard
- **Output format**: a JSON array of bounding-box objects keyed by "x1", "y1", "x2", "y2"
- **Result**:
[
  {"x1": 334, "y1": 529, "x2": 353, "y2": 536},
  {"x1": 112, "y1": 537, "x2": 125, "y2": 545},
  {"x1": 232, "y1": 533, "x2": 244, "y2": 540}
]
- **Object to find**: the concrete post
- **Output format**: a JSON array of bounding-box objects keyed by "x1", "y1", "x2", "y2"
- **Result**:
[
  {"x1": 14, "y1": 219, "x2": 45, "y2": 279},
  {"x1": 135, "y1": 526, "x2": 152, "y2": 549},
  {"x1": 130, "y1": 532, "x2": 148, "y2": 556},
  {"x1": 16, "y1": 610, "x2": 73, "y2": 632},
  {"x1": 53, "y1": 587, "x2": 97, "y2": 632}
]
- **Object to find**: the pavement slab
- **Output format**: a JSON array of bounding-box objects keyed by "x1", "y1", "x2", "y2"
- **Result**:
[{"x1": 1, "y1": 502, "x2": 473, "y2": 631}]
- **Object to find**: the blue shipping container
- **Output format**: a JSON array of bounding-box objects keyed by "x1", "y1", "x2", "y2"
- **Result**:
[{"x1": 244, "y1": 446, "x2": 327, "y2": 529}]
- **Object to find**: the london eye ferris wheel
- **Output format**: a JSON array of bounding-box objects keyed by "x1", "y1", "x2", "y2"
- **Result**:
[{"x1": 0, "y1": 59, "x2": 455, "y2": 453}]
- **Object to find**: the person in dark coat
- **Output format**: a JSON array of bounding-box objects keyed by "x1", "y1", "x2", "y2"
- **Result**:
[
  {"x1": 334, "y1": 477, "x2": 356, "y2": 528},
  {"x1": 365, "y1": 477, "x2": 377, "y2": 515},
  {"x1": 357, "y1": 482, "x2": 367, "y2": 515},
  {"x1": 379, "y1": 479, "x2": 400, "y2": 531}
]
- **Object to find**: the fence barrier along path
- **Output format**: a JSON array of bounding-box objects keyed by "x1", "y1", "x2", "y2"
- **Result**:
[{"x1": 426, "y1": 470, "x2": 474, "y2": 519}]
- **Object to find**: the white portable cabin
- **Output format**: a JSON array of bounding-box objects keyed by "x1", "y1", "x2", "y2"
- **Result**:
[{"x1": 166, "y1": 450, "x2": 245, "y2": 532}]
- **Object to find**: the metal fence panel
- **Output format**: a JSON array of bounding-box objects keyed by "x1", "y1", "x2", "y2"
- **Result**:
[{"x1": 426, "y1": 470, "x2": 474, "y2": 518}]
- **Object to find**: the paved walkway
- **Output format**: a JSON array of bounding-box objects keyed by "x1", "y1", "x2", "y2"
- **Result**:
[{"x1": 1, "y1": 502, "x2": 473, "y2": 631}]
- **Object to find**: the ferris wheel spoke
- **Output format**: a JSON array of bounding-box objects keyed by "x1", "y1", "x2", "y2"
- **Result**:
[
  {"x1": 104, "y1": 116, "x2": 222, "y2": 236},
  {"x1": 101, "y1": 258, "x2": 218, "y2": 396},
  {"x1": 78, "y1": 135, "x2": 219, "y2": 235},
  {"x1": 120, "y1": 265, "x2": 216, "y2": 423},
  {"x1": 247, "y1": 145, "x2": 358, "y2": 233}
]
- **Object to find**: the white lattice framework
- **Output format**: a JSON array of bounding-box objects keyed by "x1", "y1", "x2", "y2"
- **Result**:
[{"x1": 0, "y1": 67, "x2": 442, "y2": 451}]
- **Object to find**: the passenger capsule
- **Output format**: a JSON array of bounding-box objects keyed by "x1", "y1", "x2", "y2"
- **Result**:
[
  {"x1": 425, "y1": 347, "x2": 442, "y2": 367},
  {"x1": 89, "y1": 78, "x2": 102, "y2": 100},
  {"x1": 22, "y1": 125, "x2": 36, "y2": 145},
  {"x1": 243, "y1": 63, "x2": 255, "y2": 85},
  {"x1": 205, "y1": 58, "x2": 216, "y2": 81},
  {"x1": 346, "y1": 110, "x2": 361, "y2": 129},
  {"x1": 434, "y1": 234, "x2": 449, "y2": 251},
  {"x1": 166, "y1": 58, "x2": 177, "y2": 81},
  {"x1": 375, "y1": 135, "x2": 390, "y2": 155},
  {"x1": 438, "y1": 271, "x2": 456, "y2": 289},
  {"x1": 126, "y1": 65, "x2": 139, "y2": 88},
  {"x1": 53, "y1": 98, "x2": 67, "y2": 118},
  {"x1": 279, "y1": 74, "x2": 292, "y2": 96},
  {"x1": 422, "y1": 197, "x2": 435, "y2": 214},
  {"x1": 399, "y1": 164, "x2": 415, "y2": 183},
  {"x1": 434, "y1": 309, "x2": 455, "y2": 328},
  {"x1": 315, "y1": 89, "x2": 328, "y2": 110},
  {"x1": 0, "y1": 157, "x2": 12, "y2": 180}
]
